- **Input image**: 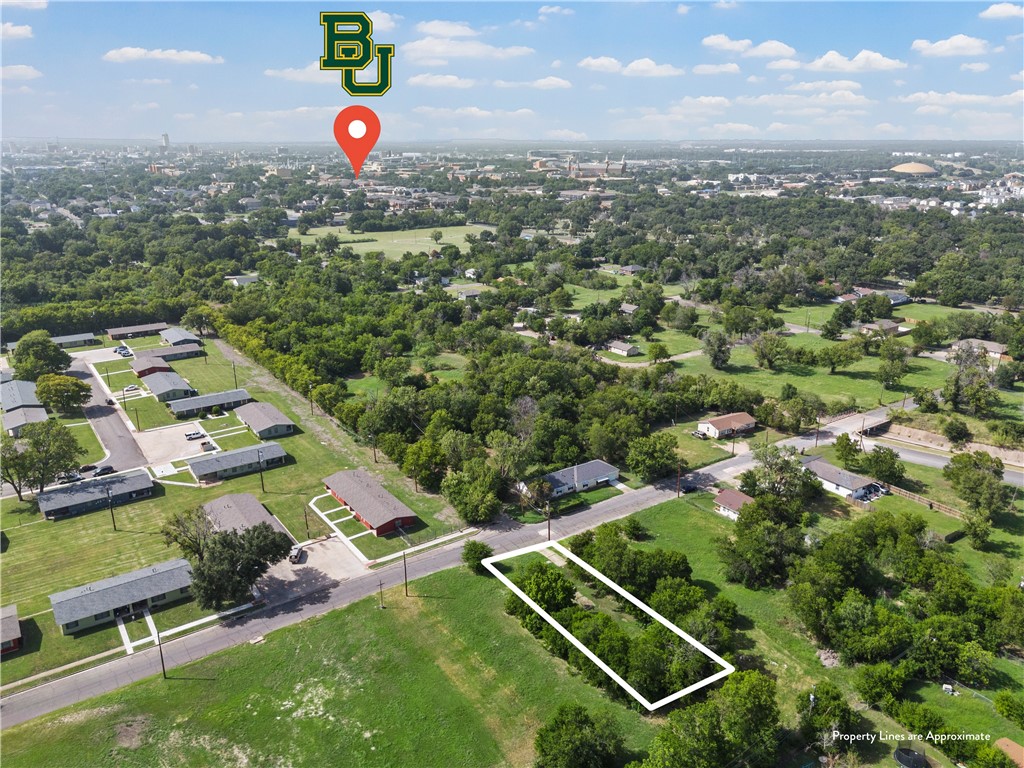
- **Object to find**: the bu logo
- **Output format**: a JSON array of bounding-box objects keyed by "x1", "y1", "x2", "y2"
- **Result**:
[{"x1": 320, "y1": 12, "x2": 394, "y2": 97}]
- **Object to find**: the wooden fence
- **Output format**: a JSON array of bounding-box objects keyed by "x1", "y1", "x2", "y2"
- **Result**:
[{"x1": 879, "y1": 482, "x2": 964, "y2": 520}]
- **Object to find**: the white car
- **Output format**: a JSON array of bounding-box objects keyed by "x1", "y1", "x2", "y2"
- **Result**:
[
  {"x1": 124, "y1": 384, "x2": 139, "y2": 392},
  {"x1": 185, "y1": 430, "x2": 204, "y2": 441}
]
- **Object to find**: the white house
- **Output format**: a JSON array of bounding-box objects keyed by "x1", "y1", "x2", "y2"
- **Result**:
[
  {"x1": 714, "y1": 489, "x2": 754, "y2": 521},
  {"x1": 802, "y1": 457, "x2": 873, "y2": 500},
  {"x1": 697, "y1": 412, "x2": 756, "y2": 439},
  {"x1": 607, "y1": 340, "x2": 640, "y2": 357}
]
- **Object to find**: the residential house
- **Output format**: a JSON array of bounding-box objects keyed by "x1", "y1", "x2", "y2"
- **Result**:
[
  {"x1": 159, "y1": 327, "x2": 201, "y2": 347},
  {"x1": 134, "y1": 343, "x2": 203, "y2": 363},
  {"x1": 131, "y1": 358, "x2": 173, "y2": 378},
  {"x1": 141, "y1": 371, "x2": 196, "y2": 402},
  {"x1": 1, "y1": 605, "x2": 22, "y2": 655},
  {"x1": 4, "y1": 406, "x2": 49, "y2": 436},
  {"x1": 107, "y1": 322, "x2": 169, "y2": 340},
  {"x1": 802, "y1": 456, "x2": 874, "y2": 500},
  {"x1": 226, "y1": 274, "x2": 260, "y2": 287},
  {"x1": 607, "y1": 340, "x2": 640, "y2": 357},
  {"x1": 1, "y1": 380, "x2": 41, "y2": 412},
  {"x1": 168, "y1": 388, "x2": 251, "y2": 418},
  {"x1": 185, "y1": 442, "x2": 286, "y2": 483},
  {"x1": 202, "y1": 493, "x2": 293, "y2": 540},
  {"x1": 619, "y1": 264, "x2": 642, "y2": 276},
  {"x1": 49, "y1": 559, "x2": 192, "y2": 635},
  {"x1": 533, "y1": 459, "x2": 619, "y2": 499},
  {"x1": 714, "y1": 489, "x2": 754, "y2": 521},
  {"x1": 620, "y1": 303, "x2": 639, "y2": 315},
  {"x1": 235, "y1": 402, "x2": 296, "y2": 439},
  {"x1": 955, "y1": 338, "x2": 1007, "y2": 364},
  {"x1": 459, "y1": 288, "x2": 481, "y2": 301},
  {"x1": 7, "y1": 332, "x2": 97, "y2": 353},
  {"x1": 697, "y1": 412, "x2": 757, "y2": 439},
  {"x1": 322, "y1": 469, "x2": 419, "y2": 537},
  {"x1": 37, "y1": 469, "x2": 155, "y2": 520},
  {"x1": 860, "y1": 319, "x2": 901, "y2": 336}
]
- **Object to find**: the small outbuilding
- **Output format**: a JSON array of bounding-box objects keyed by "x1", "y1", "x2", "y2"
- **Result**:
[
  {"x1": 1, "y1": 605, "x2": 22, "y2": 655},
  {"x1": 323, "y1": 469, "x2": 419, "y2": 537}
]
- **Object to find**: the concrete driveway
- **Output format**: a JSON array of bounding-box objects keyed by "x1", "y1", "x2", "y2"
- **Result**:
[
  {"x1": 259, "y1": 538, "x2": 366, "y2": 604},
  {"x1": 133, "y1": 422, "x2": 210, "y2": 466}
]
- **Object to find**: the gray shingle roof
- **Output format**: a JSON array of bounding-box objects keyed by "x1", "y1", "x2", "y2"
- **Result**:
[
  {"x1": 169, "y1": 388, "x2": 250, "y2": 415},
  {"x1": 1, "y1": 604, "x2": 20, "y2": 644},
  {"x1": 135, "y1": 343, "x2": 203, "y2": 361},
  {"x1": 1, "y1": 380, "x2": 40, "y2": 412},
  {"x1": 160, "y1": 327, "x2": 200, "y2": 346},
  {"x1": 235, "y1": 402, "x2": 294, "y2": 435},
  {"x1": 131, "y1": 357, "x2": 172, "y2": 374},
  {"x1": 49, "y1": 559, "x2": 192, "y2": 627},
  {"x1": 186, "y1": 442, "x2": 285, "y2": 477},
  {"x1": 323, "y1": 469, "x2": 417, "y2": 529},
  {"x1": 107, "y1": 322, "x2": 169, "y2": 337},
  {"x1": 541, "y1": 459, "x2": 619, "y2": 494},
  {"x1": 140, "y1": 371, "x2": 193, "y2": 398},
  {"x1": 202, "y1": 493, "x2": 292, "y2": 540},
  {"x1": 36, "y1": 469, "x2": 154, "y2": 514},
  {"x1": 802, "y1": 457, "x2": 874, "y2": 492},
  {"x1": 4, "y1": 406, "x2": 48, "y2": 431}
]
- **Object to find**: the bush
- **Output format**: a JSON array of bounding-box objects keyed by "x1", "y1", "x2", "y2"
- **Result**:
[
  {"x1": 994, "y1": 690, "x2": 1024, "y2": 729},
  {"x1": 211, "y1": 405, "x2": 223, "y2": 416},
  {"x1": 942, "y1": 416, "x2": 972, "y2": 445},
  {"x1": 620, "y1": 517, "x2": 648, "y2": 541},
  {"x1": 461, "y1": 540, "x2": 494, "y2": 575}
]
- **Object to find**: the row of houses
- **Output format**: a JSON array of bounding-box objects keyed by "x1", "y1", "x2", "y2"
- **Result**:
[{"x1": 1, "y1": 378, "x2": 48, "y2": 436}]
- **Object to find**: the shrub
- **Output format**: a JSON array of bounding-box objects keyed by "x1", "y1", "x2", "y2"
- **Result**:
[
  {"x1": 942, "y1": 416, "x2": 972, "y2": 445},
  {"x1": 461, "y1": 540, "x2": 494, "y2": 575}
]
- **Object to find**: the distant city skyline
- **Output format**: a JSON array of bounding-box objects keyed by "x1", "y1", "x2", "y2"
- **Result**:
[{"x1": 2, "y1": 1, "x2": 1022, "y2": 143}]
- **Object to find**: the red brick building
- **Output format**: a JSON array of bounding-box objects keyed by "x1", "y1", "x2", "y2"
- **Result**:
[{"x1": 323, "y1": 470, "x2": 419, "y2": 536}]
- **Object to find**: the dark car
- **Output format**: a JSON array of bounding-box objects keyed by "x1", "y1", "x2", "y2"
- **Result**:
[
  {"x1": 680, "y1": 484, "x2": 699, "y2": 494},
  {"x1": 105, "y1": 398, "x2": 115, "y2": 406},
  {"x1": 79, "y1": 464, "x2": 97, "y2": 473},
  {"x1": 93, "y1": 465, "x2": 115, "y2": 477}
]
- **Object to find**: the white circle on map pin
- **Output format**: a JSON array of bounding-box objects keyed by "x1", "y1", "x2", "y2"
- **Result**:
[{"x1": 348, "y1": 120, "x2": 367, "y2": 139}]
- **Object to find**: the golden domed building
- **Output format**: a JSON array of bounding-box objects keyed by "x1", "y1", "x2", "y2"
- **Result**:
[{"x1": 890, "y1": 162, "x2": 938, "y2": 176}]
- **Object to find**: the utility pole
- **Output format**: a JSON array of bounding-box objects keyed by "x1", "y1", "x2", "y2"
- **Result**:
[
  {"x1": 121, "y1": 387, "x2": 128, "y2": 410},
  {"x1": 860, "y1": 416, "x2": 866, "y2": 451},
  {"x1": 377, "y1": 579, "x2": 385, "y2": 609},
  {"x1": 308, "y1": 384, "x2": 314, "y2": 416},
  {"x1": 106, "y1": 486, "x2": 117, "y2": 531},
  {"x1": 157, "y1": 629, "x2": 167, "y2": 679},
  {"x1": 806, "y1": 309, "x2": 810, "y2": 333},
  {"x1": 371, "y1": 434, "x2": 377, "y2": 463},
  {"x1": 546, "y1": 507, "x2": 551, "y2": 541},
  {"x1": 814, "y1": 416, "x2": 820, "y2": 448},
  {"x1": 303, "y1": 505, "x2": 310, "y2": 540},
  {"x1": 232, "y1": 361, "x2": 238, "y2": 389},
  {"x1": 676, "y1": 463, "x2": 681, "y2": 498},
  {"x1": 731, "y1": 433, "x2": 736, "y2": 456},
  {"x1": 257, "y1": 448, "x2": 265, "y2": 493},
  {"x1": 133, "y1": 408, "x2": 141, "y2": 431},
  {"x1": 104, "y1": 367, "x2": 111, "y2": 388},
  {"x1": 403, "y1": 552, "x2": 408, "y2": 597}
]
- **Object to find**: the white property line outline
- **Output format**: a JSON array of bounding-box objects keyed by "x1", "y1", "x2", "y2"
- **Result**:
[{"x1": 483, "y1": 541, "x2": 735, "y2": 711}]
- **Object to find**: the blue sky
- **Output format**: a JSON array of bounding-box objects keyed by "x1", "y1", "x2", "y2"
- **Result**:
[{"x1": 2, "y1": 1, "x2": 1022, "y2": 143}]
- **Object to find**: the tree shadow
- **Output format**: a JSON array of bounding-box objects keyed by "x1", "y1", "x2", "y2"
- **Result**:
[
  {"x1": 982, "y1": 536, "x2": 1022, "y2": 560},
  {"x1": 991, "y1": 507, "x2": 1024, "y2": 536}
]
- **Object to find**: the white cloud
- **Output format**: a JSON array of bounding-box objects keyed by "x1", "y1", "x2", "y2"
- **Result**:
[
  {"x1": 766, "y1": 59, "x2": 802, "y2": 70},
  {"x1": 961, "y1": 62, "x2": 990, "y2": 72},
  {"x1": 875, "y1": 122, "x2": 905, "y2": 134},
  {"x1": 578, "y1": 56, "x2": 623, "y2": 73},
  {"x1": 744, "y1": 40, "x2": 796, "y2": 58},
  {"x1": 692, "y1": 63, "x2": 741, "y2": 75},
  {"x1": 0, "y1": 64, "x2": 42, "y2": 80},
  {"x1": 746, "y1": 75, "x2": 765, "y2": 83},
  {"x1": 739, "y1": 89, "x2": 873, "y2": 108},
  {"x1": 912, "y1": 35, "x2": 989, "y2": 57},
  {"x1": 713, "y1": 1, "x2": 739, "y2": 8},
  {"x1": 407, "y1": 73, "x2": 476, "y2": 88},
  {"x1": 589, "y1": 84, "x2": 606, "y2": 91},
  {"x1": 415, "y1": 20, "x2": 477, "y2": 37},
  {"x1": 538, "y1": 6, "x2": 574, "y2": 16},
  {"x1": 2, "y1": 22, "x2": 32, "y2": 39},
  {"x1": 623, "y1": 58, "x2": 684, "y2": 77},
  {"x1": 551, "y1": 59, "x2": 562, "y2": 68},
  {"x1": 767, "y1": 122, "x2": 795, "y2": 132},
  {"x1": 130, "y1": 101, "x2": 159, "y2": 111},
  {"x1": 677, "y1": 4, "x2": 691, "y2": 13},
  {"x1": 807, "y1": 49, "x2": 906, "y2": 71},
  {"x1": 546, "y1": 128, "x2": 587, "y2": 141},
  {"x1": 896, "y1": 89, "x2": 1023, "y2": 106},
  {"x1": 102, "y1": 47, "x2": 224, "y2": 64},
  {"x1": 368, "y1": 10, "x2": 401, "y2": 32},
  {"x1": 402, "y1": 37, "x2": 532, "y2": 65},
  {"x1": 788, "y1": 79, "x2": 861, "y2": 91},
  {"x1": 979, "y1": 3, "x2": 1023, "y2": 18},
  {"x1": 1013, "y1": 69, "x2": 1024, "y2": 81},
  {"x1": 413, "y1": 105, "x2": 534, "y2": 119},
  {"x1": 1, "y1": 85, "x2": 32, "y2": 94},
  {"x1": 188, "y1": 83, "x2": 199, "y2": 90},
  {"x1": 778, "y1": 73, "x2": 795, "y2": 81},
  {"x1": 173, "y1": 112, "x2": 195, "y2": 120},
  {"x1": 124, "y1": 78, "x2": 171, "y2": 85},
  {"x1": 703, "y1": 34, "x2": 751, "y2": 53},
  {"x1": 0, "y1": 0, "x2": 47, "y2": 8},
  {"x1": 264, "y1": 62, "x2": 334, "y2": 84},
  {"x1": 494, "y1": 75, "x2": 571, "y2": 89},
  {"x1": 706, "y1": 122, "x2": 759, "y2": 135},
  {"x1": 915, "y1": 105, "x2": 949, "y2": 115}
]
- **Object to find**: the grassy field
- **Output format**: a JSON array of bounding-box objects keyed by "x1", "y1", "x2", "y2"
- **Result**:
[
  {"x1": 896, "y1": 386, "x2": 1023, "y2": 446},
  {"x1": 775, "y1": 301, "x2": 984, "y2": 331},
  {"x1": 0, "y1": 612, "x2": 124, "y2": 685},
  {"x1": 289, "y1": 224, "x2": 493, "y2": 259},
  {"x1": 67, "y1": 422, "x2": 106, "y2": 465},
  {"x1": 1, "y1": 570, "x2": 658, "y2": 768},
  {"x1": 124, "y1": 395, "x2": 178, "y2": 430}
]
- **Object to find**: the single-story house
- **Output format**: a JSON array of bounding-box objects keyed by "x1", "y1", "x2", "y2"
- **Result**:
[
  {"x1": 1, "y1": 380, "x2": 40, "y2": 412},
  {"x1": 608, "y1": 340, "x2": 640, "y2": 357},
  {"x1": 202, "y1": 493, "x2": 293, "y2": 540},
  {"x1": 884, "y1": 292, "x2": 911, "y2": 306},
  {"x1": 169, "y1": 388, "x2": 251, "y2": 418},
  {"x1": 131, "y1": 358, "x2": 173, "y2": 378},
  {"x1": 226, "y1": 274, "x2": 260, "y2": 287},
  {"x1": 4, "y1": 406, "x2": 49, "y2": 437},
  {"x1": 619, "y1": 264, "x2": 642, "y2": 276},
  {"x1": 235, "y1": 402, "x2": 296, "y2": 439},
  {"x1": 802, "y1": 456, "x2": 874, "y2": 500},
  {"x1": 955, "y1": 338, "x2": 1007, "y2": 363},
  {"x1": 6, "y1": 332, "x2": 97, "y2": 353},
  {"x1": 535, "y1": 459, "x2": 620, "y2": 498},
  {"x1": 620, "y1": 303, "x2": 639, "y2": 315},
  {"x1": 107, "y1": 322, "x2": 169, "y2": 340},
  {"x1": 1, "y1": 604, "x2": 22, "y2": 655},
  {"x1": 714, "y1": 488, "x2": 754, "y2": 521},
  {"x1": 459, "y1": 288, "x2": 481, "y2": 301},
  {"x1": 160, "y1": 327, "x2": 201, "y2": 347},
  {"x1": 861, "y1": 319, "x2": 901, "y2": 336},
  {"x1": 834, "y1": 293, "x2": 860, "y2": 304},
  {"x1": 185, "y1": 442, "x2": 286, "y2": 483},
  {"x1": 37, "y1": 469, "x2": 155, "y2": 520},
  {"x1": 49, "y1": 559, "x2": 192, "y2": 635},
  {"x1": 323, "y1": 470, "x2": 419, "y2": 536},
  {"x1": 697, "y1": 412, "x2": 756, "y2": 439},
  {"x1": 133, "y1": 343, "x2": 203, "y2": 363},
  {"x1": 141, "y1": 371, "x2": 196, "y2": 402}
]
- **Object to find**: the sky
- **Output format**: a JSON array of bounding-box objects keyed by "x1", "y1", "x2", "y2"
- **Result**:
[{"x1": 1, "y1": 1, "x2": 1022, "y2": 144}]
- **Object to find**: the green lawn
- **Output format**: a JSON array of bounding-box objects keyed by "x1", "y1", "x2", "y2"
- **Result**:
[
  {"x1": 0, "y1": 613, "x2": 124, "y2": 686},
  {"x1": 896, "y1": 303, "x2": 982, "y2": 324},
  {"x1": 100, "y1": 370, "x2": 143, "y2": 393},
  {"x1": 123, "y1": 334, "x2": 164, "y2": 352},
  {"x1": 896, "y1": 386, "x2": 1023, "y2": 446},
  {"x1": 68, "y1": 422, "x2": 106, "y2": 464},
  {"x1": 345, "y1": 373, "x2": 384, "y2": 398},
  {"x1": 211, "y1": 430, "x2": 261, "y2": 452},
  {"x1": 775, "y1": 303, "x2": 838, "y2": 331},
  {"x1": 289, "y1": 224, "x2": 493, "y2": 260},
  {"x1": 125, "y1": 395, "x2": 178, "y2": 430},
  {"x1": 93, "y1": 359, "x2": 132, "y2": 378}
]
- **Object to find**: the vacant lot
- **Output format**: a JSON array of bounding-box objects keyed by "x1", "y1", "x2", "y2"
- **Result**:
[
  {"x1": 288, "y1": 224, "x2": 493, "y2": 260},
  {"x1": 1, "y1": 570, "x2": 657, "y2": 768}
]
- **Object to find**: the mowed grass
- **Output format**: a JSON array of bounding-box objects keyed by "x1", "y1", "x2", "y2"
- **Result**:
[
  {"x1": 124, "y1": 395, "x2": 178, "y2": 430},
  {"x1": 1, "y1": 570, "x2": 658, "y2": 768},
  {"x1": 290, "y1": 224, "x2": 493, "y2": 260},
  {"x1": 68, "y1": 422, "x2": 106, "y2": 464},
  {"x1": 0, "y1": 613, "x2": 124, "y2": 685}
]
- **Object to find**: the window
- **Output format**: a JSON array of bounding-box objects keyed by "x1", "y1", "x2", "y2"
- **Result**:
[
  {"x1": 151, "y1": 593, "x2": 165, "y2": 602},
  {"x1": 93, "y1": 611, "x2": 109, "y2": 620},
  {"x1": 66, "y1": 620, "x2": 79, "y2": 630}
]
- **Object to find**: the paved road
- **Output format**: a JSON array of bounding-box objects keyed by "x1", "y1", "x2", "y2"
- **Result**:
[{"x1": 68, "y1": 358, "x2": 147, "y2": 471}]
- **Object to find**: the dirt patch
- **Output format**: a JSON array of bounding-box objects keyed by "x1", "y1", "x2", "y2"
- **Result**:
[
  {"x1": 53, "y1": 705, "x2": 120, "y2": 726},
  {"x1": 115, "y1": 716, "x2": 149, "y2": 749}
]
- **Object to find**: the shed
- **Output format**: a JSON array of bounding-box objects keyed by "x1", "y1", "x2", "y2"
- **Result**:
[{"x1": 1, "y1": 605, "x2": 22, "y2": 655}]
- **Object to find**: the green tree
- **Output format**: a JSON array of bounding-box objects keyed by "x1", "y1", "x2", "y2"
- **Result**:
[
  {"x1": 189, "y1": 523, "x2": 292, "y2": 610},
  {"x1": 854, "y1": 662, "x2": 907, "y2": 706},
  {"x1": 10, "y1": 330, "x2": 72, "y2": 381},
  {"x1": 21, "y1": 420, "x2": 85, "y2": 492},
  {"x1": 816, "y1": 342, "x2": 862, "y2": 374},
  {"x1": 994, "y1": 691, "x2": 1024, "y2": 729},
  {"x1": 834, "y1": 433, "x2": 861, "y2": 469},
  {"x1": 402, "y1": 438, "x2": 447, "y2": 492},
  {"x1": 161, "y1": 506, "x2": 215, "y2": 563},
  {"x1": 34, "y1": 373, "x2": 92, "y2": 413},
  {"x1": 750, "y1": 332, "x2": 790, "y2": 370},
  {"x1": 180, "y1": 306, "x2": 212, "y2": 337},
  {"x1": 716, "y1": 670, "x2": 781, "y2": 766},
  {"x1": 797, "y1": 680, "x2": 857, "y2": 754},
  {"x1": 643, "y1": 700, "x2": 725, "y2": 768},
  {"x1": 534, "y1": 704, "x2": 622, "y2": 768},
  {"x1": 739, "y1": 444, "x2": 821, "y2": 503},
  {"x1": 702, "y1": 329, "x2": 731, "y2": 369},
  {"x1": 820, "y1": 314, "x2": 844, "y2": 341},
  {"x1": 626, "y1": 433, "x2": 679, "y2": 483},
  {"x1": 863, "y1": 446, "x2": 905, "y2": 484},
  {"x1": 430, "y1": 229, "x2": 443, "y2": 245},
  {"x1": 0, "y1": 433, "x2": 33, "y2": 502},
  {"x1": 461, "y1": 540, "x2": 494, "y2": 575},
  {"x1": 374, "y1": 356, "x2": 411, "y2": 389},
  {"x1": 648, "y1": 342, "x2": 669, "y2": 364}
]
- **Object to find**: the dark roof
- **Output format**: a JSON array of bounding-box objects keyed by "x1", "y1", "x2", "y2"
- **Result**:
[
  {"x1": 323, "y1": 469, "x2": 417, "y2": 529},
  {"x1": 36, "y1": 469, "x2": 154, "y2": 514},
  {"x1": 202, "y1": 493, "x2": 292, "y2": 540},
  {"x1": 235, "y1": 402, "x2": 295, "y2": 434},
  {"x1": 541, "y1": 459, "x2": 619, "y2": 494},
  {"x1": 131, "y1": 357, "x2": 172, "y2": 374},
  {"x1": 106, "y1": 322, "x2": 168, "y2": 336},
  {"x1": 186, "y1": 442, "x2": 286, "y2": 477},
  {"x1": 169, "y1": 388, "x2": 251, "y2": 415},
  {"x1": 135, "y1": 343, "x2": 203, "y2": 361},
  {"x1": 49, "y1": 559, "x2": 192, "y2": 627},
  {"x1": 802, "y1": 457, "x2": 874, "y2": 492},
  {"x1": 4, "y1": 406, "x2": 48, "y2": 430},
  {"x1": 160, "y1": 327, "x2": 200, "y2": 345},
  {"x1": 1, "y1": 380, "x2": 40, "y2": 411},
  {"x1": 140, "y1": 371, "x2": 192, "y2": 398},
  {"x1": 715, "y1": 488, "x2": 755, "y2": 512},
  {"x1": 50, "y1": 333, "x2": 96, "y2": 346},
  {"x1": 0, "y1": 604, "x2": 20, "y2": 644}
]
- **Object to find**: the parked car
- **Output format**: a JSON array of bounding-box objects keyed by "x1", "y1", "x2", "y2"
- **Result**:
[
  {"x1": 124, "y1": 384, "x2": 139, "y2": 392},
  {"x1": 679, "y1": 484, "x2": 699, "y2": 494},
  {"x1": 114, "y1": 346, "x2": 129, "y2": 353},
  {"x1": 200, "y1": 441, "x2": 216, "y2": 452},
  {"x1": 79, "y1": 464, "x2": 97, "y2": 473},
  {"x1": 57, "y1": 472, "x2": 82, "y2": 485},
  {"x1": 185, "y1": 430, "x2": 205, "y2": 441},
  {"x1": 690, "y1": 430, "x2": 708, "y2": 440},
  {"x1": 105, "y1": 398, "x2": 115, "y2": 405},
  {"x1": 118, "y1": 350, "x2": 133, "y2": 357},
  {"x1": 93, "y1": 465, "x2": 115, "y2": 477},
  {"x1": 288, "y1": 545, "x2": 304, "y2": 564}
]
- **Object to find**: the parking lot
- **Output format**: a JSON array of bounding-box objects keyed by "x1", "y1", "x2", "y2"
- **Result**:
[{"x1": 133, "y1": 422, "x2": 212, "y2": 466}]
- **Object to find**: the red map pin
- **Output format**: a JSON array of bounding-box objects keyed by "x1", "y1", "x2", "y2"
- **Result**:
[{"x1": 333, "y1": 105, "x2": 381, "y2": 179}]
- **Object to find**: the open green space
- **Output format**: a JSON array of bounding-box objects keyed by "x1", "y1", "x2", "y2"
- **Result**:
[
  {"x1": 896, "y1": 385, "x2": 1023, "y2": 446},
  {"x1": 123, "y1": 334, "x2": 164, "y2": 352},
  {"x1": 0, "y1": 612, "x2": 124, "y2": 686},
  {"x1": 68, "y1": 422, "x2": 106, "y2": 465},
  {"x1": 775, "y1": 303, "x2": 838, "y2": 331},
  {"x1": 335, "y1": 516, "x2": 370, "y2": 537},
  {"x1": 125, "y1": 395, "x2": 178, "y2": 430},
  {"x1": 121, "y1": 616, "x2": 153, "y2": 644},
  {"x1": 210, "y1": 430, "x2": 261, "y2": 452},
  {"x1": 565, "y1": 276, "x2": 631, "y2": 309},
  {"x1": 345, "y1": 372, "x2": 383, "y2": 398},
  {"x1": 1, "y1": 569, "x2": 657, "y2": 768},
  {"x1": 102, "y1": 370, "x2": 143, "y2": 393},
  {"x1": 657, "y1": 417, "x2": 787, "y2": 471},
  {"x1": 93, "y1": 359, "x2": 132, "y2": 378},
  {"x1": 149, "y1": 598, "x2": 214, "y2": 633},
  {"x1": 289, "y1": 224, "x2": 493, "y2": 260},
  {"x1": 896, "y1": 302, "x2": 983, "y2": 324}
]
